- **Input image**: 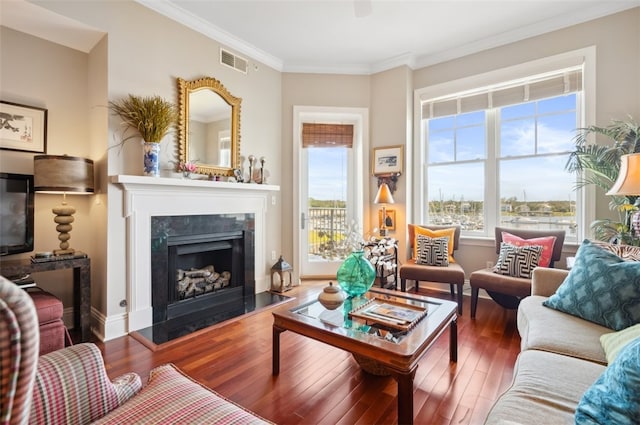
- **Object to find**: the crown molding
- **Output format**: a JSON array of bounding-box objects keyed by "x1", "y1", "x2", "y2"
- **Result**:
[{"x1": 134, "y1": 0, "x2": 284, "y2": 72}]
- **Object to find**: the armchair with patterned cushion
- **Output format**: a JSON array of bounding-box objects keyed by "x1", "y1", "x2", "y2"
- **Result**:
[
  {"x1": 469, "y1": 226, "x2": 565, "y2": 319},
  {"x1": 399, "y1": 224, "x2": 465, "y2": 314},
  {"x1": 0, "y1": 275, "x2": 272, "y2": 425}
]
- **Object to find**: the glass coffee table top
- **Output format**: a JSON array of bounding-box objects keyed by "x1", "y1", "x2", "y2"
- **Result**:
[{"x1": 291, "y1": 289, "x2": 450, "y2": 345}]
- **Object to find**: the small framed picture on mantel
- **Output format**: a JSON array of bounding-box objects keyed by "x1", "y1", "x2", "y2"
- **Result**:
[
  {"x1": 372, "y1": 145, "x2": 403, "y2": 176},
  {"x1": 0, "y1": 101, "x2": 48, "y2": 153}
]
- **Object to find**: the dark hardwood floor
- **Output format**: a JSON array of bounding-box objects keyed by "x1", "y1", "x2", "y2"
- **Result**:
[{"x1": 96, "y1": 282, "x2": 520, "y2": 425}]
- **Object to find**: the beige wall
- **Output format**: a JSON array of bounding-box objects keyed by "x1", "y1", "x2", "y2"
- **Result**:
[
  {"x1": 369, "y1": 67, "x2": 413, "y2": 261},
  {"x1": 0, "y1": 27, "x2": 94, "y2": 314},
  {"x1": 412, "y1": 7, "x2": 640, "y2": 275},
  {"x1": 3, "y1": 0, "x2": 283, "y2": 339},
  {"x1": 280, "y1": 73, "x2": 370, "y2": 270},
  {"x1": 2, "y1": 3, "x2": 639, "y2": 338}
]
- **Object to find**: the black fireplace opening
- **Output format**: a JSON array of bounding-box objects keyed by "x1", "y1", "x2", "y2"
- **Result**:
[
  {"x1": 171, "y1": 237, "x2": 235, "y2": 301},
  {"x1": 151, "y1": 214, "x2": 255, "y2": 325},
  {"x1": 166, "y1": 230, "x2": 253, "y2": 320}
]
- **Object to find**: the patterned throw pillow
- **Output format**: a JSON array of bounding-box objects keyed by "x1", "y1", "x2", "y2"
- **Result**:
[
  {"x1": 492, "y1": 242, "x2": 542, "y2": 278},
  {"x1": 501, "y1": 232, "x2": 557, "y2": 267},
  {"x1": 415, "y1": 235, "x2": 449, "y2": 266},
  {"x1": 589, "y1": 240, "x2": 640, "y2": 262},
  {"x1": 413, "y1": 226, "x2": 456, "y2": 263},
  {"x1": 543, "y1": 239, "x2": 640, "y2": 331},
  {"x1": 575, "y1": 337, "x2": 640, "y2": 424}
]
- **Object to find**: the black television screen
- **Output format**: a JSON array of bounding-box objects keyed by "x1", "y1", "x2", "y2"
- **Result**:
[{"x1": 0, "y1": 173, "x2": 35, "y2": 256}]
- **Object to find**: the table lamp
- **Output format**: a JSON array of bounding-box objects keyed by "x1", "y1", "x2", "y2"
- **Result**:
[
  {"x1": 34, "y1": 154, "x2": 94, "y2": 255},
  {"x1": 607, "y1": 153, "x2": 640, "y2": 196},
  {"x1": 374, "y1": 183, "x2": 395, "y2": 237}
]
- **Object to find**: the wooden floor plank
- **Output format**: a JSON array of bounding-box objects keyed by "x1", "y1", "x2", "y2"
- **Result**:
[{"x1": 96, "y1": 282, "x2": 520, "y2": 424}]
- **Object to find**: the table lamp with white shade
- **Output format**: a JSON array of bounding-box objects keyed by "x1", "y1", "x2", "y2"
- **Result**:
[{"x1": 374, "y1": 183, "x2": 395, "y2": 237}]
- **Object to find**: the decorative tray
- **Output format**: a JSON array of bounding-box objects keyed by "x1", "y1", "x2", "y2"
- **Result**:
[{"x1": 348, "y1": 297, "x2": 428, "y2": 331}]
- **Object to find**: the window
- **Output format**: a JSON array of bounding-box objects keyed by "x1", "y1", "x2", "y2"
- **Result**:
[
  {"x1": 420, "y1": 66, "x2": 583, "y2": 242},
  {"x1": 219, "y1": 134, "x2": 231, "y2": 167}
]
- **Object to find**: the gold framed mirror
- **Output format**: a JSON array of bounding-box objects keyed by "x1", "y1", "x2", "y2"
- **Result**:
[{"x1": 177, "y1": 77, "x2": 241, "y2": 177}]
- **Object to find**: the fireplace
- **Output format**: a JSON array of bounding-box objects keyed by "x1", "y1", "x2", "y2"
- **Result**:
[
  {"x1": 111, "y1": 175, "x2": 279, "y2": 338},
  {"x1": 151, "y1": 214, "x2": 255, "y2": 324}
]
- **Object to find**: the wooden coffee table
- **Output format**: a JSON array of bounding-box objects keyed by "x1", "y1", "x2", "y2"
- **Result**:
[{"x1": 272, "y1": 288, "x2": 457, "y2": 425}]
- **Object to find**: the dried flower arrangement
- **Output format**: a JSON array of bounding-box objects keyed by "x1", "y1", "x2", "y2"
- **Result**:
[{"x1": 109, "y1": 94, "x2": 178, "y2": 144}]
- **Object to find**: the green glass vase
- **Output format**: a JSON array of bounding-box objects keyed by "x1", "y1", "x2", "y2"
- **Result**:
[{"x1": 336, "y1": 250, "x2": 376, "y2": 297}]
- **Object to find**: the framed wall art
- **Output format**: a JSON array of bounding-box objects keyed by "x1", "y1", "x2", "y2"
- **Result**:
[
  {"x1": 0, "y1": 101, "x2": 47, "y2": 153},
  {"x1": 378, "y1": 209, "x2": 396, "y2": 231},
  {"x1": 372, "y1": 145, "x2": 403, "y2": 175}
]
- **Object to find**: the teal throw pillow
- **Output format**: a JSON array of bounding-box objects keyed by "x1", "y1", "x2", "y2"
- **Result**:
[
  {"x1": 543, "y1": 239, "x2": 640, "y2": 331},
  {"x1": 574, "y1": 337, "x2": 640, "y2": 424}
]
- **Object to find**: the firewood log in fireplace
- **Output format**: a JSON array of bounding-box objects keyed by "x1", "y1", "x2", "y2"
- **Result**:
[
  {"x1": 176, "y1": 265, "x2": 215, "y2": 281},
  {"x1": 213, "y1": 271, "x2": 231, "y2": 289},
  {"x1": 176, "y1": 266, "x2": 231, "y2": 298},
  {"x1": 178, "y1": 273, "x2": 219, "y2": 296}
]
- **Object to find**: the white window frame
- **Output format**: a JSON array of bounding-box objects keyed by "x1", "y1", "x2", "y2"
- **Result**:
[
  {"x1": 218, "y1": 130, "x2": 231, "y2": 167},
  {"x1": 413, "y1": 47, "x2": 596, "y2": 243}
]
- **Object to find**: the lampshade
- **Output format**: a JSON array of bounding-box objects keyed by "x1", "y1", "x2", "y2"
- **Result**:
[
  {"x1": 34, "y1": 155, "x2": 94, "y2": 194},
  {"x1": 607, "y1": 153, "x2": 640, "y2": 196},
  {"x1": 374, "y1": 183, "x2": 395, "y2": 205}
]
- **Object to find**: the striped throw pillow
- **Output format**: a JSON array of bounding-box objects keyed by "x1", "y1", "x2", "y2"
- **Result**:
[
  {"x1": 493, "y1": 242, "x2": 542, "y2": 278},
  {"x1": 590, "y1": 240, "x2": 640, "y2": 262},
  {"x1": 416, "y1": 235, "x2": 449, "y2": 266}
]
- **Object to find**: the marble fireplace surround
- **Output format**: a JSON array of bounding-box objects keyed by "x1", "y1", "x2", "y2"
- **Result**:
[{"x1": 112, "y1": 175, "x2": 279, "y2": 332}]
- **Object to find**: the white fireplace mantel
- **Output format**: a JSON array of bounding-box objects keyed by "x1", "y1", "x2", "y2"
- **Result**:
[{"x1": 111, "y1": 175, "x2": 279, "y2": 332}]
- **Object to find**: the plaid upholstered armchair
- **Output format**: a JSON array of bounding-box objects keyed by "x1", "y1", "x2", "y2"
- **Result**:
[
  {"x1": 0, "y1": 275, "x2": 142, "y2": 425},
  {"x1": 0, "y1": 275, "x2": 271, "y2": 424}
]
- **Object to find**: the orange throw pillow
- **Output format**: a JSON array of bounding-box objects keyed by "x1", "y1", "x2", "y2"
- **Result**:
[
  {"x1": 414, "y1": 226, "x2": 456, "y2": 263},
  {"x1": 501, "y1": 232, "x2": 557, "y2": 267}
]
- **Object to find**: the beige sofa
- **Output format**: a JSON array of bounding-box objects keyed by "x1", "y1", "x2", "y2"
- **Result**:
[{"x1": 485, "y1": 267, "x2": 612, "y2": 424}]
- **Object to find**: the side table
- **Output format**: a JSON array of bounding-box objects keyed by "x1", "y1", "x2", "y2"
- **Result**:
[{"x1": 0, "y1": 257, "x2": 91, "y2": 342}]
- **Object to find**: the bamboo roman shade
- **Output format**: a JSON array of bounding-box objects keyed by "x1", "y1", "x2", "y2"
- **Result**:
[
  {"x1": 302, "y1": 123, "x2": 354, "y2": 148},
  {"x1": 422, "y1": 66, "x2": 583, "y2": 119}
]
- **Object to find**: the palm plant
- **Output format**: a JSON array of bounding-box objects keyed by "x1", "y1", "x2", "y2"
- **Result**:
[{"x1": 565, "y1": 118, "x2": 640, "y2": 244}]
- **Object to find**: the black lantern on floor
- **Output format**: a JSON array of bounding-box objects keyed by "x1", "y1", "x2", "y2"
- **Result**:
[{"x1": 270, "y1": 255, "x2": 293, "y2": 293}]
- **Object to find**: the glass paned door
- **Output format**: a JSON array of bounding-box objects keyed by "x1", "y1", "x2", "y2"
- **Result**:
[
  {"x1": 301, "y1": 145, "x2": 354, "y2": 276},
  {"x1": 294, "y1": 106, "x2": 366, "y2": 279}
]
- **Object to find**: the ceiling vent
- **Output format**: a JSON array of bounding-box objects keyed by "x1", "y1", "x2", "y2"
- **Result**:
[{"x1": 220, "y1": 48, "x2": 248, "y2": 74}]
